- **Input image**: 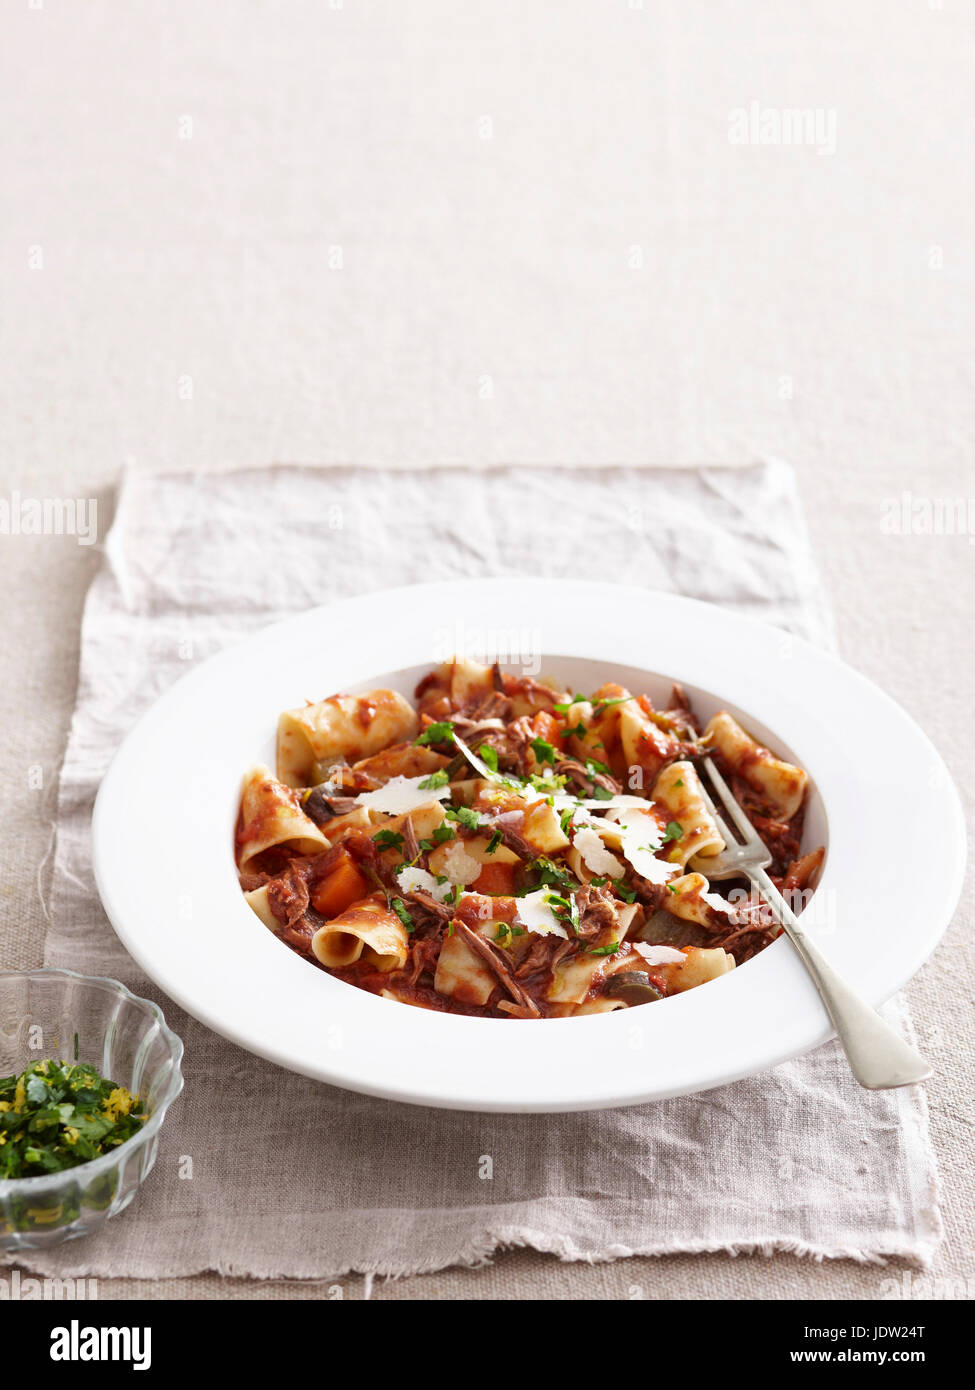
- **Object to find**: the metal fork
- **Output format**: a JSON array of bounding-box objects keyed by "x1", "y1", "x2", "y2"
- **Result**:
[{"x1": 690, "y1": 751, "x2": 932, "y2": 1090}]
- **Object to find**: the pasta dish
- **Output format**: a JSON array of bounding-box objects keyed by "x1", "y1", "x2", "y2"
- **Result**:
[{"x1": 236, "y1": 658, "x2": 823, "y2": 1018}]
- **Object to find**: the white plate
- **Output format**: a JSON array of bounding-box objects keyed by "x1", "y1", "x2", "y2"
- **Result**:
[{"x1": 92, "y1": 579, "x2": 965, "y2": 1112}]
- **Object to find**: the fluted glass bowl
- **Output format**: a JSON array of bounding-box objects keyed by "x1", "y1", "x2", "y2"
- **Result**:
[{"x1": 0, "y1": 969, "x2": 184, "y2": 1251}]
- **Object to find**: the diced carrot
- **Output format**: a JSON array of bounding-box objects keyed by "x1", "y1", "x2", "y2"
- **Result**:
[
  {"x1": 473, "y1": 862, "x2": 517, "y2": 896},
  {"x1": 311, "y1": 850, "x2": 372, "y2": 919},
  {"x1": 530, "y1": 710, "x2": 562, "y2": 745}
]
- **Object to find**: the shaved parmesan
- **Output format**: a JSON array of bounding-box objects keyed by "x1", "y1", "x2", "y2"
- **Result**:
[
  {"x1": 613, "y1": 809, "x2": 680, "y2": 886},
  {"x1": 354, "y1": 775, "x2": 451, "y2": 815},
  {"x1": 395, "y1": 866, "x2": 452, "y2": 903},
  {"x1": 572, "y1": 826, "x2": 625, "y2": 880},
  {"x1": 515, "y1": 889, "x2": 570, "y2": 940},
  {"x1": 439, "y1": 841, "x2": 482, "y2": 886},
  {"x1": 633, "y1": 943, "x2": 687, "y2": 966},
  {"x1": 702, "y1": 889, "x2": 736, "y2": 918}
]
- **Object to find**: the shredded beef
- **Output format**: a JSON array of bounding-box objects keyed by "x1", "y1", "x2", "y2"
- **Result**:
[{"x1": 574, "y1": 883, "x2": 620, "y2": 940}]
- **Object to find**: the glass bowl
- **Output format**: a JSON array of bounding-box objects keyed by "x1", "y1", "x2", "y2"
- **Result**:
[{"x1": 0, "y1": 969, "x2": 184, "y2": 1252}]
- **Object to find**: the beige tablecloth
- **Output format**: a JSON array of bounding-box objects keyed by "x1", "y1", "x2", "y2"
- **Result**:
[{"x1": 3, "y1": 461, "x2": 942, "y2": 1282}]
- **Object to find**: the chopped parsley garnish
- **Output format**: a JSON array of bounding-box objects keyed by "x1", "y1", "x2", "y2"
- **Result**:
[
  {"x1": 418, "y1": 824, "x2": 456, "y2": 852},
  {"x1": 615, "y1": 885, "x2": 638, "y2": 904},
  {"x1": 418, "y1": 769, "x2": 450, "y2": 790},
  {"x1": 673, "y1": 779, "x2": 684, "y2": 788},
  {"x1": 585, "y1": 756, "x2": 611, "y2": 776},
  {"x1": 525, "y1": 772, "x2": 568, "y2": 792},
  {"x1": 529, "y1": 736, "x2": 557, "y2": 766},
  {"x1": 0, "y1": 1060, "x2": 145, "y2": 1179},
  {"x1": 590, "y1": 695, "x2": 635, "y2": 714},
  {"x1": 560, "y1": 721, "x2": 587, "y2": 740},
  {"x1": 592, "y1": 785, "x2": 614, "y2": 801},
  {"x1": 485, "y1": 829, "x2": 503, "y2": 854},
  {"x1": 478, "y1": 744, "x2": 499, "y2": 773},
  {"x1": 532, "y1": 857, "x2": 578, "y2": 893},
  {"x1": 588, "y1": 940, "x2": 621, "y2": 956},
  {"x1": 553, "y1": 696, "x2": 585, "y2": 714},
  {"x1": 446, "y1": 804, "x2": 482, "y2": 830},
  {"x1": 372, "y1": 829, "x2": 405, "y2": 852},
  {"x1": 390, "y1": 898, "x2": 415, "y2": 933},
  {"x1": 415, "y1": 721, "x2": 455, "y2": 746},
  {"x1": 661, "y1": 821, "x2": 684, "y2": 843},
  {"x1": 666, "y1": 883, "x2": 681, "y2": 895}
]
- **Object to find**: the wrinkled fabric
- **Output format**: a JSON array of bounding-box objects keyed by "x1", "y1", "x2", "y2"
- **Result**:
[{"x1": 9, "y1": 462, "x2": 941, "y2": 1279}]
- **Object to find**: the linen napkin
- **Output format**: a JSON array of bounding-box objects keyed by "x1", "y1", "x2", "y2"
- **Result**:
[{"x1": 8, "y1": 461, "x2": 941, "y2": 1279}]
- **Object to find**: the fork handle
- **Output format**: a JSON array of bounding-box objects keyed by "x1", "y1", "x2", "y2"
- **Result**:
[{"x1": 751, "y1": 867, "x2": 932, "y2": 1090}]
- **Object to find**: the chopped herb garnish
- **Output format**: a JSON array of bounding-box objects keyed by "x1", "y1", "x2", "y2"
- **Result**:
[
  {"x1": 0, "y1": 1059, "x2": 146, "y2": 1179},
  {"x1": 390, "y1": 898, "x2": 415, "y2": 933},
  {"x1": 616, "y1": 885, "x2": 638, "y2": 903},
  {"x1": 529, "y1": 736, "x2": 557, "y2": 766},
  {"x1": 415, "y1": 721, "x2": 455, "y2": 746},
  {"x1": 585, "y1": 756, "x2": 612, "y2": 777},
  {"x1": 446, "y1": 804, "x2": 482, "y2": 830},
  {"x1": 673, "y1": 779, "x2": 684, "y2": 788},
  {"x1": 662, "y1": 821, "x2": 684, "y2": 843},
  {"x1": 418, "y1": 769, "x2": 450, "y2": 790},
  {"x1": 533, "y1": 857, "x2": 578, "y2": 892},
  {"x1": 592, "y1": 785, "x2": 614, "y2": 801},
  {"x1": 372, "y1": 829, "x2": 405, "y2": 852},
  {"x1": 553, "y1": 696, "x2": 585, "y2": 714},
  {"x1": 486, "y1": 829, "x2": 503, "y2": 854},
  {"x1": 478, "y1": 744, "x2": 499, "y2": 773},
  {"x1": 666, "y1": 883, "x2": 681, "y2": 895},
  {"x1": 560, "y1": 721, "x2": 587, "y2": 740},
  {"x1": 588, "y1": 940, "x2": 621, "y2": 956}
]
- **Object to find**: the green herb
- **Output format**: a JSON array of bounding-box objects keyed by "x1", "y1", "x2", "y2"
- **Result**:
[
  {"x1": 532, "y1": 857, "x2": 578, "y2": 892},
  {"x1": 662, "y1": 821, "x2": 684, "y2": 843},
  {"x1": 446, "y1": 805, "x2": 482, "y2": 830},
  {"x1": 529, "y1": 736, "x2": 556, "y2": 766},
  {"x1": 553, "y1": 696, "x2": 585, "y2": 714},
  {"x1": 588, "y1": 940, "x2": 621, "y2": 956},
  {"x1": 414, "y1": 721, "x2": 455, "y2": 746},
  {"x1": 372, "y1": 829, "x2": 405, "y2": 852},
  {"x1": 390, "y1": 898, "x2": 415, "y2": 933},
  {"x1": 418, "y1": 769, "x2": 450, "y2": 790},
  {"x1": 0, "y1": 1060, "x2": 146, "y2": 1179},
  {"x1": 478, "y1": 744, "x2": 499, "y2": 773},
  {"x1": 673, "y1": 779, "x2": 684, "y2": 788},
  {"x1": 486, "y1": 830, "x2": 503, "y2": 854},
  {"x1": 524, "y1": 772, "x2": 568, "y2": 793},
  {"x1": 590, "y1": 695, "x2": 635, "y2": 713},
  {"x1": 592, "y1": 785, "x2": 614, "y2": 801},
  {"x1": 666, "y1": 883, "x2": 681, "y2": 895},
  {"x1": 585, "y1": 756, "x2": 612, "y2": 777},
  {"x1": 560, "y1": 721, "x2": 587, "y2": 740},
  {"x1": 615, "y1": 885, "x2": 638, "y2": 903}
]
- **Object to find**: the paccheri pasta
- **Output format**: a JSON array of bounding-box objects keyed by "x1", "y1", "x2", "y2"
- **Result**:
[{"x1": 235, "y1": 658, "x2": 824, "y2": 1018}]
